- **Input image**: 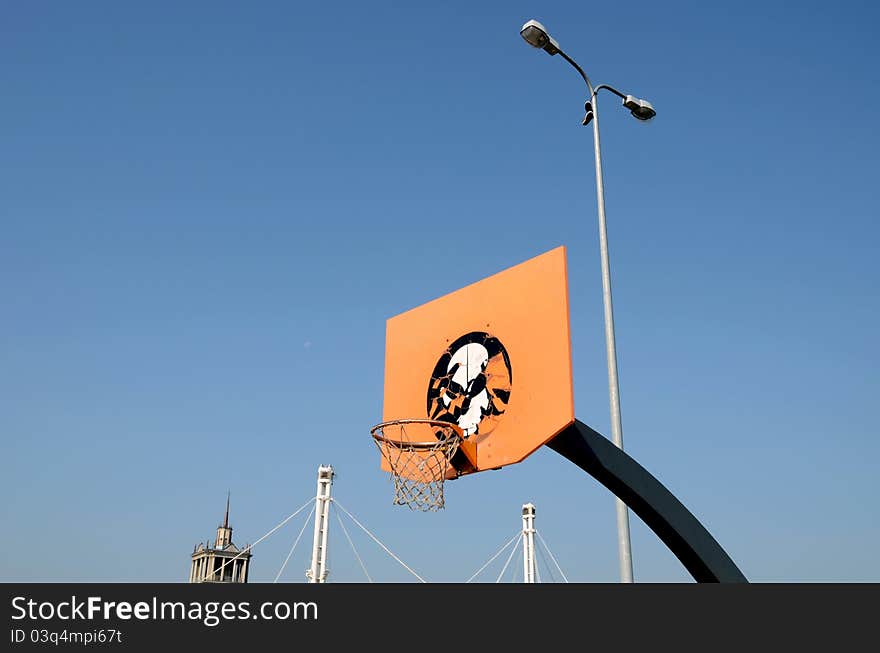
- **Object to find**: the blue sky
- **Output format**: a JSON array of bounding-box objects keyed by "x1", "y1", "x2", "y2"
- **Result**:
[{"x1": 1, "y1": 1, "x2": 878, "y2": 582}]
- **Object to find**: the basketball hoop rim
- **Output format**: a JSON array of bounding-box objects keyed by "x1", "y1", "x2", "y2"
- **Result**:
[{"x1": 370, "y1": 418, "x2": 464, "y2": 450}]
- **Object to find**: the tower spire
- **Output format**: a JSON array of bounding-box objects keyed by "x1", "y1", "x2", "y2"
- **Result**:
[{"x1": 190, "y1": 490, "x2": 251, "y2": 583}]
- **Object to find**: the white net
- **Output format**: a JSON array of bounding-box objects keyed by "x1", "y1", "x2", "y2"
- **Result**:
[{"x1": 371, "y1": 420, "x2": 462, "y2": 512}]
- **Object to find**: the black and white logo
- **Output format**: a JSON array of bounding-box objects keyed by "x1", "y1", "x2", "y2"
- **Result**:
[{"x1": 427, "y1": 332, "x2": 512, "y2": 438}]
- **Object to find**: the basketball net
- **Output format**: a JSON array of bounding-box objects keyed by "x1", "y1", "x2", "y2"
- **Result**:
[{"x1": 371, "y1": 419, "x2": 462, "y2": 512}]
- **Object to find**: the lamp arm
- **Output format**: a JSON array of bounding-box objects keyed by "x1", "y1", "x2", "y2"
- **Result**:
[
  {"x1": 557, "y1": 49, "x2": 595, "y2": 96},
  {"x1": 592, "y1": 84, "x2": 628, "y2": 101},
  {"x1": 556, "y1": 53, "x2": 630, "y2": 106}
]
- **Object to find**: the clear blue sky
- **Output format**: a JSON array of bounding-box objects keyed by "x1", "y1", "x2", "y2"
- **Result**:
[{"x1": 2, "y1": 0, "x2": 878, "y2": 582}]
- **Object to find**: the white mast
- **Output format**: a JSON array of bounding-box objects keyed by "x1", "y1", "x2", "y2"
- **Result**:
[
  {"x1": 306, "y1": 465, "x2": 334, "y2": 583},
  {"x1": 522, "y1": 503, "x2": 537, "y2": 583}
]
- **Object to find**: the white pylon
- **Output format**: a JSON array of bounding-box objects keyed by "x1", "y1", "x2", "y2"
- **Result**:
[
  {"x1": 522, "y1": 503, "x2": 537, "y2": 583},
  {"x1": 306, "y1": 465, "x2": 334, "y2": 583}
]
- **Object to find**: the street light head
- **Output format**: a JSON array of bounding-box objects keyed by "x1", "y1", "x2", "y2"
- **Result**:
[
  {"x1": 623, "y1": 95, "x2": 656, "y2": 121},
  {"x1": 520, "y1": 19, "x2": 560, "y2": 55}
]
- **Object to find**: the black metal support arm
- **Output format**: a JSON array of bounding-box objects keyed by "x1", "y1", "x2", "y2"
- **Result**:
[{"x1": 546, "y1": 420, "x2": 748, "y2": 583}]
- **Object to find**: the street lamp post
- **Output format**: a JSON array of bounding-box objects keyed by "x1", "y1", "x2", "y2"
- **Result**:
[{"x1": 520, "y1": 19, "x2": 656, "y2": 584}]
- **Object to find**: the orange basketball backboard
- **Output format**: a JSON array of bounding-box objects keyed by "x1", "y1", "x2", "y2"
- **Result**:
[{"x1": 380, "y1": 246, "x2": 575, "y2": 477}]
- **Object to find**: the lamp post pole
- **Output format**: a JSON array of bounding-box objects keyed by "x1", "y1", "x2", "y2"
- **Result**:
[
  {"x1": 521, "y1": 20, "x2": 655, "y2": 583},
  {"x1": 589, "y1": 88, "x2": 634, "y2": 584}
]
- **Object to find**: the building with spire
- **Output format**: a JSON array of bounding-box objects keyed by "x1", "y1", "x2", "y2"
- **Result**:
[{"x1": 189, "y1": 493, "x2": 252, "y2": 583}]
